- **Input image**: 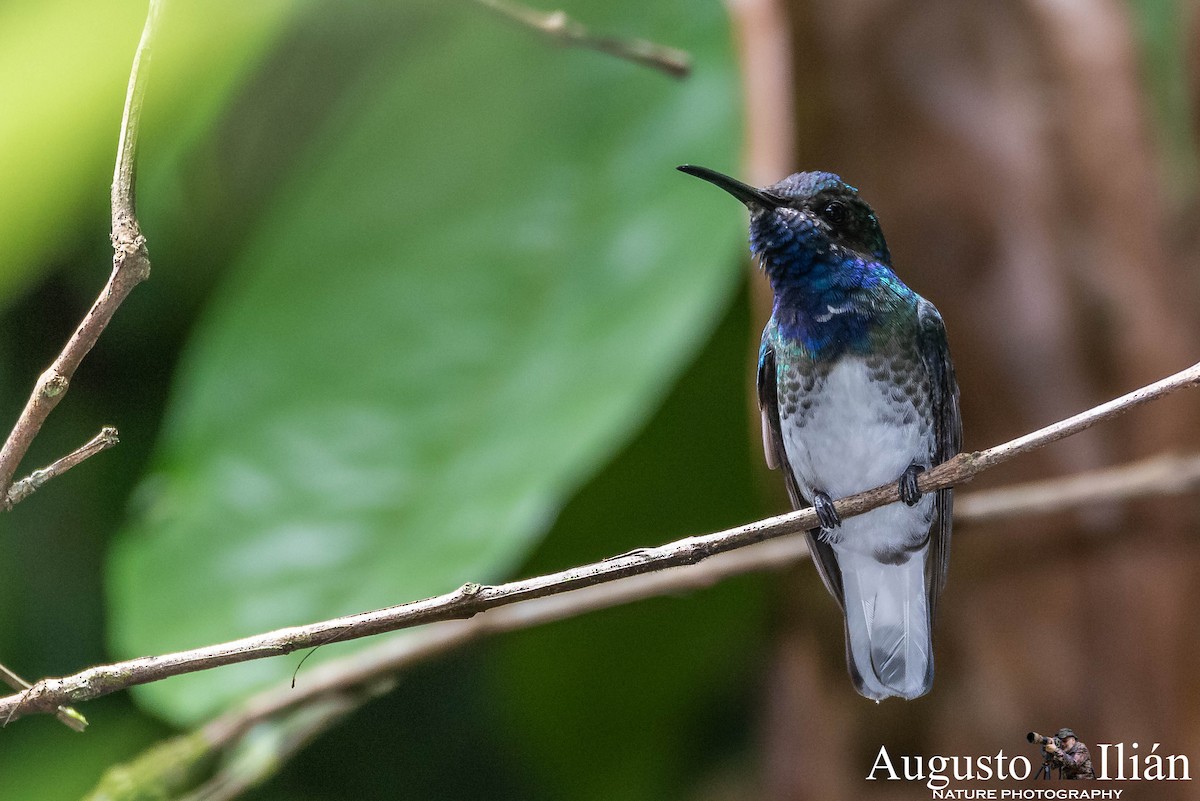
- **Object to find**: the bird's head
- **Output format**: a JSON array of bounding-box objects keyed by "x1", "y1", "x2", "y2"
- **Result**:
[{"x1": 677, "y1": 165, "x2": 891, "y2": 270}]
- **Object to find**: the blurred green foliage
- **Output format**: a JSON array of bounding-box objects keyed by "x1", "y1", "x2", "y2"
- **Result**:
[
  {"x1": 1, "y1": 1, "x2": 1190, "y2": 799},
  {"x1": 1130, "y1": 0, "x2": 1198, "y2": 199},
  {"x1": 1, "y1": 0, "x2": 764, "y2": 798},
  {"x1": 110, "y1": 0, "x2": 741, "y2": 724},
  {"x1": 0, "y1": 0, "x2": 293, "y2": 301}
]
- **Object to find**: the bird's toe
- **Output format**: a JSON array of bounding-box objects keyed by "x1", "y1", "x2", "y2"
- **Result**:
[
  {"x1": 813, "y1": 491, "x2": 842, "y2": 530},
  {"x1": 898, "y1": 464, "x2": 926, "y2": 506}
]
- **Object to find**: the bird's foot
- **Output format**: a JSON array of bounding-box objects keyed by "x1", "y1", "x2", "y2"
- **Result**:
[
  {"x1": 899, "y1": 463, "x2": 926, "y2": 506},
  {"x1": 813, "y1": 491, "x2": 842, "y2": 531}
]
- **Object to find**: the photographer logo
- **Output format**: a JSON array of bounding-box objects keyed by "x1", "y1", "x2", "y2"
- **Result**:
[{"x1": 865, "y1": 726, "x2": 1191, "y2": 798}]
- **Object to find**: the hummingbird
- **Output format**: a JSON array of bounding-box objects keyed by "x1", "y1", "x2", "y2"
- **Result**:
[{"x1": 679, "y1": 165, "x2": 961, "y2": 701}]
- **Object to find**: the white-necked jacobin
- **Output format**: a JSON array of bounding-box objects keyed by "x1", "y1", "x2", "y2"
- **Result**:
[{"x1": 680, "y1": 165, "x2": 962, "y2": 701}]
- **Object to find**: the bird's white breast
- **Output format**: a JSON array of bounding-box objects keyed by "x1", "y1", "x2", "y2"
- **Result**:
[{"x1": 780, "y1": 356, "x2": 934, "y2": 557}]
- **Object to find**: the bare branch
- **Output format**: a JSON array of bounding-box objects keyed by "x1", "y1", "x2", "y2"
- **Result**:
[
  {"x1": 185, "y1": 694, "x2": 374, "y2": 801},
  {"x1": 956, "y1": 451, "x2": 1200, "y2": 524},
  {"x1": 4, "y1": 427, "x2": 119, "y2": 509},
  {"x1": 473, "y1": 0, "x2": 691, "y2": 78},
  {"x1": 0, "y1": 0, "x2": 159, "y2": 502},
  {"x1": 90, "y1": 446, "x2": 1200, "y2": 796},
  {"x1": 4, "y1": 359, "x2": 1199, "y2": 724},
  {"x1": 112, "y1": 1, "x2": 160, "y2": 226},
  {"x1": 197, "y1": 450, "x2": 1200, "y2": 747}
]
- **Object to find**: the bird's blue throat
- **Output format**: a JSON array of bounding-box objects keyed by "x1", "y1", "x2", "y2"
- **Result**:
[{"x1": 752, "y1": 210, "x2": 914, "y2": 360}]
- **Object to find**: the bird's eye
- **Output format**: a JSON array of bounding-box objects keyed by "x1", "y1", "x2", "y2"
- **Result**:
[{"x1": 822, "y1": 201, "x2": 848, "y2": 227}]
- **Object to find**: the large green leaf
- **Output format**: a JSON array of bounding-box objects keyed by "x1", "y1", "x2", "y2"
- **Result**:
[
  {"x1": 492, "y1": 292, "x2": 770, "y2": 801},
  {"x1": 109, "y1": 0, "x2": 741, "y2": 723}
]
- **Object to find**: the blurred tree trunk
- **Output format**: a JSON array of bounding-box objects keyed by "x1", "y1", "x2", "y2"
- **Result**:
[{"x1": 732, "y1": 1, "x2": 1200, "y2": 797}]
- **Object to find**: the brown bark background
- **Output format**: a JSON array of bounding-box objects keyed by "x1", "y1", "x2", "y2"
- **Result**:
[{"x1": 733, "y1": 2, "x2": 1200, "y2": 797}]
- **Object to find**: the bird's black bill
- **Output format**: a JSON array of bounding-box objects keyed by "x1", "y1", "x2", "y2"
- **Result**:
[{"x1": 677, "y1": 164, "x2": 780, "y2": 209}]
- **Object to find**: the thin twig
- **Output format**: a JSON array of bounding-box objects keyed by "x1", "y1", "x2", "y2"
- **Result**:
[
  {"x1": 182, "y1": 693, "x2": 380, "y2": 801},
  {"x1": 4, "y1": 359, "x2": 1199, "y2": 724},
  {"x1": 473, "y1": 0, "x2": 691, "y2": 78},
  {"x1": 0, "y1": 0, "x2": 158, "y2": 505},
  {"x1": 112, "y1": 1, "x2": 160, "y2": 227},
  {"x1": 955, "y1": 451, "x2": 1200, "y2": 524},
  {"x1": 4, "y1": 427, "x2": 120, "y2": 508}
]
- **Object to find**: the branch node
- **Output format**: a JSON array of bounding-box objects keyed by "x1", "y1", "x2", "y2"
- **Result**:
[
  {"x1": 111, "y1": 214, "x2": 139, "y2": 244},
  {"x1": 114, "y1": 235, "x2": 151, "y2": 283},
  {"x1": 38, "y1": 372, "x2": 69, "y2": 399}
]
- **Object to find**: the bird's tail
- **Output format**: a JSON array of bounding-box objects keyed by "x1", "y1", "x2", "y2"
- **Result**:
[{"x1": 838, "y1": 549, "x2": 933, "y2": 701}]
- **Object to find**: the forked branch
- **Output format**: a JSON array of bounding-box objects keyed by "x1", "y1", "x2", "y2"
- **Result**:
[
  {"x1": 0, "y1": 0, "x2": 161, "y2": 733},
  {"x1": 0, "y1": 0, "x2": 159, "y2": 508}
]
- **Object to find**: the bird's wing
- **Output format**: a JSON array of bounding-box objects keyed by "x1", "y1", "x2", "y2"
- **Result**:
[
  {"x1": 758, "y1": 336, "x2": 846, "y2": 609},
  {"x1": 756, "y1": 339, "x2": 784, "y2": 471},
  {"x1": 916, "y1": 299, "x2": 962, "y2": 620}
]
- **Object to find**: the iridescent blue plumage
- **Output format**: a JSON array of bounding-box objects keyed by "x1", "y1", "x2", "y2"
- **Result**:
[
  {"x1": 768, "y1": 256, "x2": 915, "y2": 358},
  {"x1": 680, "y1": 164, "x2": 962, "y2": 701}
]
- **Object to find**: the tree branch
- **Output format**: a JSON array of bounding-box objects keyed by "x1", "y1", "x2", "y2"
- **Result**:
[
  {"x1": 4, "y1": 427, "x2": 120, "y2": 509},
  {"x1": 5, "y1": 358, "x2": 1200, "y2": 725},
  {"x1": 0, "y1": 0, "x2": 158, "y2": 505},
  {"x1": 955, "y1": 450, "x2": 1200, "y2": 524},
  {"x1": 0, "y1": 664, "x2": 87, "y2": 732},
  {"x1": 193, "y1": 450, "x2": 1200, "y2": 748},
  {"x1": 86, "y1": 447, "x2": 1200, "y2": 799},
  {"x1": 473, "y1": 0, "x2": 691, "y2": 78},
  {"x1": 0, "y1": 0, "x2": 158, "y2": 738}
]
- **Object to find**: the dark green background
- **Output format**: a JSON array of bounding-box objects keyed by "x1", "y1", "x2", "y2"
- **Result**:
[
  {"x1": 1, "y1": 0, "x2": 1194, "y2": 799},
  {"x1": 0, "y1": 1, "x2": 771, "y2": 798}
]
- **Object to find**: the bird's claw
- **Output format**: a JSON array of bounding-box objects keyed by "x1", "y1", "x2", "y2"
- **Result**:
[
  {"x1": 813, "y1": 491, "x2": 841, "y2": 531},
  {"x1": 899, "y1": 464, "x2": 926, "y2": 506}
]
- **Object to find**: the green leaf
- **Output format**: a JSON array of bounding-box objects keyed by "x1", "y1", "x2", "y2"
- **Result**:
[
  {"x1": 109, "y1": 0, "x2": 741, "y2": 724},
  {"x1": 492, "y1": 293, "x2": 770, "y2": 801}
]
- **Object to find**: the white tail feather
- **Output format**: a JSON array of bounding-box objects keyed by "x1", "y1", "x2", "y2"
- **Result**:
[{"x1": 839, "y1": 549, "x2": 932, "y2": 701}]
